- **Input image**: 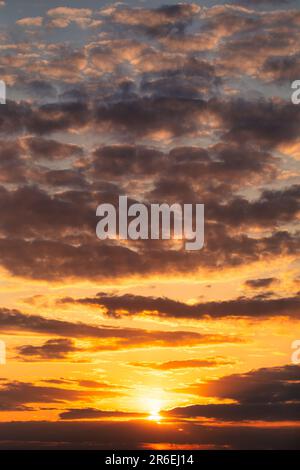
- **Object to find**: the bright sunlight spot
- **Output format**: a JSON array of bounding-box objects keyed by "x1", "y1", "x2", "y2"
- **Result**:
[{"x1": 147, "y1": 399, "x2": 163, "y2": 422}]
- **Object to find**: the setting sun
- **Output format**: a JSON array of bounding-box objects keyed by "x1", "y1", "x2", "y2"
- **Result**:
[{"x1": 147, "y1": 399, "x2": 163, "y2": 422}]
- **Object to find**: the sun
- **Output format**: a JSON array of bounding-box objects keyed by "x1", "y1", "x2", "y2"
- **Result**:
[{"x1": 147, "y1": 399, "x2": 163, "y2": 422}]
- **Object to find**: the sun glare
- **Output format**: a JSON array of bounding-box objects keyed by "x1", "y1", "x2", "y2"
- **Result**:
[{"x1": 147, "y1": 399, "x2": 163, "y2": 422}]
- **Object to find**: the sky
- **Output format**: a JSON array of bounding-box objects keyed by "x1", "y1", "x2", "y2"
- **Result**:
[{"x1": 0, "y1": 0, "x2": 300, "y2": 450}]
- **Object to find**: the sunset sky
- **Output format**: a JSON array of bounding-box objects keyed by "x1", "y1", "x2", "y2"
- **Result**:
[{"x1": 0, "y1": 0, "x2": 300, "y2": 449}]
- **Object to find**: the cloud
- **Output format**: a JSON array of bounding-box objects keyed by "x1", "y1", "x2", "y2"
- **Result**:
[
  {"x1": 91, "y1": 143, "x2": 276, "y2": 187},
  {"x1": 219, "y1": 99, "x2": 300, "y2": 148},
  {"x1": 89, "y1": 40, "x2": 147, "y2": 74},
  {"x1": 24, "y1": 137, "x2": 83, "y2": 160},
  {"x1": 244, "y1": 278, "x2": 278, "y2": 289},
  {"x1": 91, "y1": 145, "x2": 164, "y2": 178},
  {"x1": 16, "y1": 17, "x2": 43, "y2": 27},
  {"x1": 59, "y1": 408, "x2": 145, "y2": 420},
  {"x1": 93, "y1": 96, "x2": 208, "y2": 138},
  {"x1": 46, "y1": 7, "x2": 93, "y2": 29},
  {"x1": 47, "y1": 7, "x2": 92, "y2": 18},
  {"x1": 0, "y1": 139, "x2": 29, "y2": 183},
  {"x1": 0, "y1": 380, "x2": 119, "y2": 411},
  {"x1": 167, "y1": 364, "x2": 300, "y2": 424},
  {"x1": 130, "y1": 357, "x2": 234, "y2": 370},
  {"x1": 106, "y1": 3, "x2": 200, "y2": 35},
  {"x1": 178, "y1": 364, "x2": 300, "y2": 404},
  {"x1": 0, "y1": 100, "x2": 90, "y2": 136},
  {"x1": 0, "y1": 226, "x2": 295, "y2": 281},
  {"x1": 63, "y1": 292, "x2": 300, "y2": 319},
  {"x1": 206, "y1": 185, "x2": 300, "y2": 227},
  {"x1": 219, "y1": 31, "x2": 300, "y2": 79},
  {"x1": 166, "y1": 402, "x2": 300, "y2": 422},
  {"x1": 0, "y1": 220, "x2": 267, "y2": 278},
  {"x1": 0, "y1": 308, "x2": 239, "y2": 349},
  {"x1": 16, "y1": 338, "x2": 80, "y2": 360},
  {"x1": 261, "y1": 54, "x2": 300, "y2": 81},
  {"x1": 0, "y1": 420, "x2": 299, "y2": 449}
]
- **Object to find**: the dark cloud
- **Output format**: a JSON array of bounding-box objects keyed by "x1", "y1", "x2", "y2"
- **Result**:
[
  {"x1": 0, "y1": 180, "x2": 296, "y2": 254},
  {"x1": 148, "y1": 181, "x2": 299, "y2": 228},
  {"x1": 262, "y1": 53, "x2": 300, "y2": 81},
  {"x1": 1, "y1": 94, "x2": 296, "y2": 149},
  {"x1": 63, "y1": 291, "x2": 300, "y2": 319},
  {"x1": 245, "y1": 277, "x2": 278, "y2": 289},
  {"x1": 0, "y1": 308, "x2": 238, "y2": 348},
  {"x1": 59, "y1": 408, "x2": 145, "y2": 420},
  {"x1": 108, "y1": 3, "x2": 200, "y2": 37},
  {"x1": 166, "y1": 402, "x2": 300, "y2": 422},
  {"x1": 0, "y1": 139, "x2": 28, "y2": 183},
  {"x1": 167, "y1": 364, "x2": 300, "y2": 425},
  {"x1": 0, "y1": 185, "x2": 94, "y2": 238},
  {"x1": 219, "y1": 99, "x2": 300, "y2": 148},
  {"x1": 42, "y1": 169, "x2": 88, "y2": 189},
  {"x1": 0, "y1": 380, "x2": 118, "y2": 411},
  {"x1": 0, "y1": 227, "x2": 297, "y2": 281},
  {"x1": 93, "y1": 96, "x2": 207, "y2": 138},
  {"x1": 140, "y1": 58, "x2": 221, "y2": 98},
  {"x1": 178, "y1": 365, "x2": 300, "y2": 404},
  {"x1": 0, "y1": 420, "x2": 299, "y2": 449},
  {"x1": 16, "y1": 338, "x2": 80, "y2": 360},
  {"x1": 28, "y1": 101, "x2": 90, "y2": 135},
  {"x1": 24, "y1": 80, "x2": 58, "y2": 100},
  {"x1": 145, "y1": 144, "x2": 277, "y2": 199},
  {"x1": 24, "y1": 137, "x2": 83, "y2": 160},
  {"x1": 202, "y1": 5, "x2": 259, "y2": 38},
  {"x1": 92, "y1": 145, "x2": 164, "y2": 178},
  {"x1": 0, "y1": 100, "x2": 31, "y2": 135},
  {"x1": 218, "y1": 13, "x2": 300, "y2": 75},
  {"x1": 208, "y1": 185, "x2": 300, "y2": 227}
]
